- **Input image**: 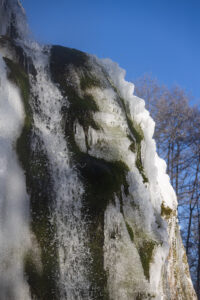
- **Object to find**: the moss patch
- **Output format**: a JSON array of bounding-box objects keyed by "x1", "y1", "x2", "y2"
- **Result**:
[
  {"x1": 126, "y1": 222, "x2": 134, "y2": 242},
  {"x1": 138, "y1": 240, "x2": 156, "y2": 281},
  {"x1": 161, "y1": 202, "x2": 173, "y2": 219},
  {"x1": 124, "y1": 116, "x2": 148, "y2": 183},
  {"x1": 79, "y1": 155, "x2": 129, "y2": 215},
  {"x1": 128, "y1": 141, "x2": 136, "y2": 153},
  {"x1": 80, "y1": 73, "x2": 101, "y2": 91},
  {"x1": 109, "y1": 82, "x2": 148, "y2": 183},
  {"x1": 135, "y1": 143, "x2": 148, "y2": 183},
  {"x1": 50, "y1": 45, "x2": 101, "y2": 155}
]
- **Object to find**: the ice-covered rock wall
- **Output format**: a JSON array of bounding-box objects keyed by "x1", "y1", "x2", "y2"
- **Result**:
[{"x1": 0, "y1": 0, "x2": 197, "y2": 299}]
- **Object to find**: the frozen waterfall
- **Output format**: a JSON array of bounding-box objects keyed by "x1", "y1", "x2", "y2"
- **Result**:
[{"x1": 0, "y1": 0, "x2": 197, "y2": 299}]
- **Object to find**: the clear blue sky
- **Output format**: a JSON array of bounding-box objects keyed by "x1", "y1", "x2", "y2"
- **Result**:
[{"x1": 22, "y1": 0, "x2": 200, "y2": 105}]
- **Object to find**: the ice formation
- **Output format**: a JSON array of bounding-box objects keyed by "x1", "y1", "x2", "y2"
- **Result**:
[{"x1": 0, "y1": 0, "x2": 197, "y2": 299}]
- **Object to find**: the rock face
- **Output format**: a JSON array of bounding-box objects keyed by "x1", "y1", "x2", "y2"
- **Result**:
[{"x1": 0, "y1": 1, "x2": 197, "y2": 299}]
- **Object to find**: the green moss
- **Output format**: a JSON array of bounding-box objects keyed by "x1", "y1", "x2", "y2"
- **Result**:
[
  {"x1": 113, "y1": 93, "x2": 143, "y2": 143},
  {"x1": 129, "y1": 121, "x2": 144, "y2": 144},
  {"x1": 51, "y1": 46, "x2": 100, "y2": 153},
  {"x1": 67, "y1": 93, "x2": 99, "y2": 130},
  {"x1": 138, "y1": 240, "x2": 156, "y2": 280},
  {"x1": 74, "y1": 93, "x2": 98, "y2": 112},
  {"x1": 127, "y1": 121, "x2": 148, "y2": 183},
  {"x1": 126, "y1": 118, "x2": 148, "y2": 183},
  {"x1": 129, "y1": 141, "x2": 136, "y2": 153},
  {"x1": 65, "y1": 93, "x2": 100, "y2": 154},
  {"x1": 50, "y1": 45, "x2": 101, "y2": 155},
  {"x1": 109, "y1": 87, "x2": 148, "y2": 183},
  {"x1": 80, "y1": 74, "x2": 101, "y2": 90},
  {"x1": 123, "y1": 109, "x2": 143, "y2": 145},
  {"x1": 50, "y1": 45, "x2": 99, "y2": 133},
  {"x1": 125, "y1": 222, "x2": 158, "y2": 282},
  {"x1": 108, "y1": 79, "x2": 148, "y2": 183},
  {"x1": 135, "y1": 143, "x2": 148, "y2": 183},
  {"x1": 161, "y1": 202, "x2": 173, "y2": 219},
  {"x1": 126, "y1": 222, "x2": 134, "y2": 242},
  {"x1": 78, "y1": 155, "x2": 129, "y2": 215}
]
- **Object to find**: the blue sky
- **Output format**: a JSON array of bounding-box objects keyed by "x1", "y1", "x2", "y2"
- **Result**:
[{"x1": 22, "y1": 0, "x2": 200, "y2": 105}]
